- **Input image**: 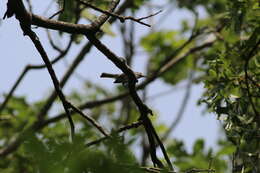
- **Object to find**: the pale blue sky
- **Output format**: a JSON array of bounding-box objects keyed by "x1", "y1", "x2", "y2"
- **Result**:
[{"x1": 0, "y1": 0, "x2": 221, "y2": 153}]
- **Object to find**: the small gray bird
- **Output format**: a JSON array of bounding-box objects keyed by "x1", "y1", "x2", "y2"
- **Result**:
[{"x1": 100, "y1": 72, "x2": 145, "y2": 84}]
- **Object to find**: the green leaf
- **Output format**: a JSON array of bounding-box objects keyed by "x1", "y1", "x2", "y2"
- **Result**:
[
  {"x1": 58, "y1": 0, "x2": 76, "y2": 23},
  {"x1": 192, "y1": 139, "x2": 204, "y2": 155}
]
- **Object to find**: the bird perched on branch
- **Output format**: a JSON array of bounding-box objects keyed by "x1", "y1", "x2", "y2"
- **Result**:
[{"x1": 100, "y1": 72, "x2": 145, "y2": 85}]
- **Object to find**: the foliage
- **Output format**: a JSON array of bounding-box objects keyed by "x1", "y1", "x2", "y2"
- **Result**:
[
  {"x1": 167, "y1": 139, "x2": 236, "y2": 172},
  {"x1": 141, "y1": 31, "x2": 193, "y2": 85},
  {"x1": 1, "y1": 132, "x2": 141, "y2": 173},
  {"x1": 199, "y1": 1, "x2": 260, "y2": 172}
]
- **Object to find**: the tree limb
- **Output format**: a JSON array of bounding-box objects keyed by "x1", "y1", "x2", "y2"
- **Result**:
[{"x1": 85, "y1": 33, "x2": 173, "y2": 169}]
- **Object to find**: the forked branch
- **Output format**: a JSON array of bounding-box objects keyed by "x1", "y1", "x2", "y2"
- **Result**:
[{"x1": 78, "y1": 0, "x2": 162, "y2": 27}]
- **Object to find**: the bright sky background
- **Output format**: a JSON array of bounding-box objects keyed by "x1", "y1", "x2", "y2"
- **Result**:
[{"x1": 0, "y1": 0, "x2": 221, "y2": 153}]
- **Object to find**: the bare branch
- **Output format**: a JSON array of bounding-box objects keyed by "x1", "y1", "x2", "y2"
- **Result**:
[
  {"x1": 0, "y1": 34, "x2": 73, "y2": 114},
  {"x1": 0, "y1": 134, "x2": 23, "y2": 157},
  {"x1": 162, "y1": 72, "x2": 193, "y2": 141},
  {"x1": 46, "y1": 30, "x2": 64, "y2": 52},
  {"x1": 86, "y1": 121, "x2": 143, "y2": 147},
  {"x1": 140, "y1": 167, "x2": 215, "y2": 173},
  {"x1": 78, "y1": 0, "x2": 162, "y2": 27},
  {"x1": 244, "y1": 39, "x2": 260, "y2": 120},
  {"x1": 31, "y1": 0, "x2": 119, "y2": 34},
  {"x1": 26, "y1": 32, "x2": 75, "y2": 139},
  {"x1": 25, "y1": 0, "x2": 32, "y2": 13},
  {"x1": 67, "y1": 102, "x2": 109, "y2": 137},
  {"x1": 49, "y1": 0, "x2": 65, "y2": 19},
  {"x1": 85, "y1": 33, "x2": 172, "y2": 169},
  {"x1": 0, "y1": 68, "x2": 28, "y2": 113}
]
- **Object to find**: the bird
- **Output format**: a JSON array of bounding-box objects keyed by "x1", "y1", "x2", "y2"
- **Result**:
[{"x1": 100, "y1": 72, "x2": 145, "y2": 84}]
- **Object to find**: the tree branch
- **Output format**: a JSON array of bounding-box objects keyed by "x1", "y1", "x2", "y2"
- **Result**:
[
  {"x1": 31, "y1": 0, "x2": 119, "y2": 34},
  {"x1": 25, "y1": 30, "x2": 75, "y2": 139},
  {"x1": 85, "y1": 33, "x2": 173, "y2": 169},
  {"x1": 0, "y1": 0, "x2": 132, "y2": 157},
  {"x1": 67, "y1": 102, "x2": 109, "y2": 137},
  {"x1": 86, "y1": 121, "x2": 143, "y2": 147},
  {"x1": 140, "y1": 167, "x2": 215, "y2": 173},
  {"x1": 244, "y1": 39, "x2": 260, "y2": 120},
  {"x1": 162, "y1": 71, "x2": 193, "y2": 141},
  {"x1": 78, "y1": 0, "x2": 162, "y2": 27},
  {"x1": 0, "y1": 36, "x2": 73, "y2": 114},
  {"x1": 39, "y1": 38, "x2": 217, "y2": 132}
]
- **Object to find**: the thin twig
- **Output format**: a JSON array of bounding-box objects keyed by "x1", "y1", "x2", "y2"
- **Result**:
[
  {"x1": 247, "y1": 76, "x2": 260, "y2": 88},
  {"x1": 244, "y1": 39, "x2": 260, "y2": 119},
  {"x1": 149, "y1": 119, "x2": 173, "y2": 169},
  {"x1": 46, "y1": 29, "x2": 64, "y2": 52},
  {"x1": 138, "y1": 10, "x2": 162, "y2": 21},
  {"x1": 155, "y1": 4, "x2": 174, "y2": 28},
  {"x1": 149, "y1": 24, "x2": 208, "y2": 80},
  {"x1": 161, "y1": 71, "x2": 193, "y2": 142},
  {"x1": 0, "y1": 68, "x2": 28, "y2": 113},
  {"x1": 140, "y1": 166, "x2": 215, "y2": 173},
  {"x1": 186, "y1": 169, "x2": 215, "y2": 173},
  {"x1": 25, "y1": 0, "x2": 32, "y2": 13},
  {"x1": 67, "y1": 102, "x2": 109, "y2": 137},
  {"x1": 147, "y1": 84, "x2": 188, "y2": 100},
  {"x1": 208, "y1": 157, "x2": 213, "y2": 173},
  {"x1": 0, "y1": 36, "x2": 73, "y2": 114},
  {"x1": 31, "y1": 0, "x2": 120, "y2": 34},
  {"x1": 78, "y1": 0, "x2": 162, "y2": 27},
  {"x1": 86, "y1": 121, "x2": 143, "y2": 147},
  {"x1": 49, "y1": 0, "x2": 65, "y2": 19}
]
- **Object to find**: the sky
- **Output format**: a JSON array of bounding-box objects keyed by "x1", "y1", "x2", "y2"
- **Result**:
[{"x1": 0, "y1": 0, "x2": 221, "y2": 153}]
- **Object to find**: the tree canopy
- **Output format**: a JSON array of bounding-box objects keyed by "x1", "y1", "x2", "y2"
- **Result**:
[{"x1": 0, "y1": 0, "x2": 259, "y2": 173}]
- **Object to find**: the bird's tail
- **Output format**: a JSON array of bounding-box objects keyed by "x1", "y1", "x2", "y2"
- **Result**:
[{"x1": 100, "y1": 73, "x2": 119, "y2": 78}]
